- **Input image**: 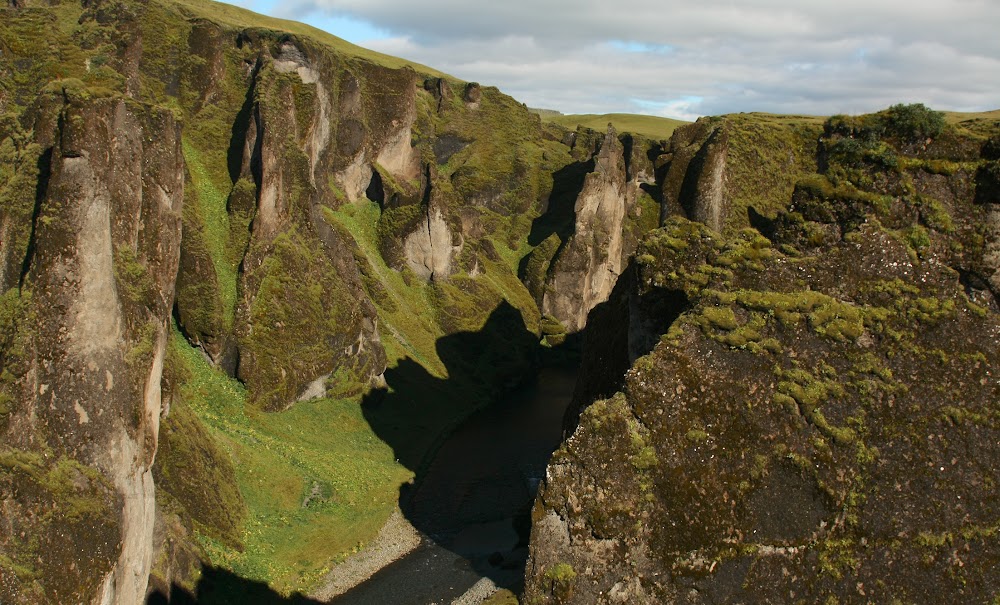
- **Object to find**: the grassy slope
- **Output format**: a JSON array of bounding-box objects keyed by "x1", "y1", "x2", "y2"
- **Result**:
[
  {"x1": 545, "y1": 112, "x2": 689, "y2": 140},
  {"x1": 166, "y1": 0, "x2": 447, "y2": 77},
  {"x1": 719, "y1": 112, "x2": 827, "y2": 126},
  {"x1": 180, "y1": 141, "x2": 238, "y2": 328},
  {"x1": 543, "y1": 109, "x2": 999, "y2": 145},
  {"x1": 944, "y1": 109, "x2": 1000, "y2": 123},
  {"x1": 171, "y1": 327, "x2": 412, "y2": 593},
  {"x1": 150, "y1": 1, "x2": 546, "y2": 590},
  {"x1": 719, "y1": 113, "x2": 825, "y2": 235},
  {"x1": 323, "y1": 200, "x2": 540, "y2": 467},
  {"x1": 325, "y1": 202, "x2": 447, "y2": 377}
]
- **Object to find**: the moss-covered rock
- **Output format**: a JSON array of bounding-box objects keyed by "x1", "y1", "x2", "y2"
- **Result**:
[
  {"x1": 527, "y1": 110, "x2": 1000, "y2": 604},
  {"x1": 0, "y1": 451, "x2": 122, "y2": 604},
  {"x1": 0, "y1": 84, "x2": 184, "y2": 604},
  {"x1": 153, "y1": 397, "x2": 246, "y2": 550},
  {"x1": 237, "y1": 227, "x2": 385, "y2": 410},
  {"x1": 660, "y1": 114, "x2": 822, "y2": 235}
]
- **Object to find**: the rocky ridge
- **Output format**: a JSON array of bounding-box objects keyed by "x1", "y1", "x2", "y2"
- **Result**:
[
  {"x1": 0, "y1": 0, "x2": 661, "y2": 601},
  {"x1": 1, "y1": 1, "x2": 999, "y2": 603},
  {"x1": 525, "y1": 106, "x2": 1000, "y2": 604}
]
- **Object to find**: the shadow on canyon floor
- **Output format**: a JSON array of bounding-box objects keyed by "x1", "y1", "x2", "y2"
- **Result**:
[
  {"x1": 351, "y1": 302, "x2": 579, "y2": 592},
  {"x1": 147, "y1": 566, "x2": 323, "y2": 605},
  {"x1": 150, "y1": 301, "x2": 580, "y2": 604}
]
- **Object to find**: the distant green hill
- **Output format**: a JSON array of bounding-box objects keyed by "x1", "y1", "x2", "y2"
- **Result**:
[
  {"x1": 944, "y1": 109, "x2": 1000, "y2": 136},
  {"x1": 542, "y1": 108, "x2": 1000, "y2": 142},
  {"x1": 944, "y1": 108, "x2": 1000, "y2": 123},
  {"x1": 543, "y1": 112, "x2": 691, "y2": 140},
  {"x1": 169, "y1": 0, "x2": 448, "y2": 76},
  {"x1": 718, "y1": 112, "x2": 828, "y2": 126}
]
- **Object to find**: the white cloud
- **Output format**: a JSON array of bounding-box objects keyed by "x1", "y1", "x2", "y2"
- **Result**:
[{"x1": 226, "y1": 0, "x2": 1000, "y2": 118}]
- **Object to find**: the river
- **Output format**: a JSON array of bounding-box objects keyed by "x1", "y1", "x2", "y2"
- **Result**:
[{"x1": 330, "y1": 367, "x2": 578, "y2": 605}]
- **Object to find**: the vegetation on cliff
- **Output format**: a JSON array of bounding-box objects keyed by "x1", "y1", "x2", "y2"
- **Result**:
[
  {"x1": 0, "y1": 0, "x2": 668, "y2": 600},
  {"x1": 3, "y1": 0, "x2": 998, "y2": 603},
  {"x1": 526, "y1": 105, "x2": 1000, "y2": 604}
]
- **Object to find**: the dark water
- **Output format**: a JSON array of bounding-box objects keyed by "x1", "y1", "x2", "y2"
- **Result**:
[{"x1": 331, "y1": 367, "x2": 577, "y2": 605}]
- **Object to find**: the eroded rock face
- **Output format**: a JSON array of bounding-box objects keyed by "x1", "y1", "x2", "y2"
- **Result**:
[
  {"x1": 658, "y1": 116, "x2": 820, "y2": 236},
  {"x1": 0, "y1": 88, "x2": 182, "y2": 605},
  {"x1": 463, "y1": 82, "x2": 482, "y2": 109},
  {"x1": 403, "y1": 206, "x2": 462, "y2": 281},
  {"x1": 987, "y1": 207, "x2": 1000, "y2": 295},
  {"x1": 333, "y1": 71, "x2": 421, "y2": 203},
  {"x1": 541, "y1": 126, "x2": 636, "y2": 332},
  {"x1": 169, "y1": 32, "x2": 429, "y2": 408},
  {"x1": 272, "y1": 40, "x2": 330, "y2": 186},
  {"x1": 660, "y1": 119, "x2": 729, "y2": 231},
  {"x1": 528, "y1": 217, "x2": 1000, "y2": 604},
  {"x1": 178, "y1": 37, "x2": 405, "y2": 410},
  {"x1": 527, "y1": 110, "x2": 1000, "y2": 604}
]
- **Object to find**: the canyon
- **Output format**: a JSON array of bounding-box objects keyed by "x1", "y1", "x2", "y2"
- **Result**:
[{"x1": 1, "y1": 1, "x2": 999, "y2": 604}]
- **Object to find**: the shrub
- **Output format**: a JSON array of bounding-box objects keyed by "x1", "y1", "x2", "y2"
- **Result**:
[
  {"x1": 880, "y1": 103, "x2": 945, "y2": 142},
  {"x1": 824, "y1": 103, "x2": 946, "y2": 146}
]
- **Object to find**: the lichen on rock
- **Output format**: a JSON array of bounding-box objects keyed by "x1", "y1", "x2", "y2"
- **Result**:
[
  {"x1": 526, "y1": 108, "x2": 1000, "y2": 604},
  {"x1": 0, "y1": 84, "x2": 183, "y2": 604}
]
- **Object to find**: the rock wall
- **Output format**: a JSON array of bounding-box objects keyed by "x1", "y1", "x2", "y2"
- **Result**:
[
  {"x1": 0, "y1": 86, "x2": 182, "y2": 604},
  {"x1": 226, "y1": 37, "x2": 398, "y2": 410},
  {"x1": 658, "y1": 115, "x2": 820, "y2": 236},
  {"x1": 532, "y1": 126, "x2": 664, "y2": 334},
  {"x1": 0, "y1": 0, "x2": 661, "y2": 599},
  {"x1": 541, "y1": 126, "x2": 634, "y2": 332},
  {"x1": 660, "y1": 119, "x2": 729, "y2": 231},
  {"x1": 403, "y1": 206, "x2": 462, "y2": 280},
  {"x1": 526, "y1": 109, "x2": 1000, "y2": 604}
]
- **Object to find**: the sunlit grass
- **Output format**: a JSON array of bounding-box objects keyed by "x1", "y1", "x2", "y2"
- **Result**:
[
  {"x1": 181, "y1": 140, "x2": 237, "y2": 329},
  {"x1": 545, "y1": 112, "x2": 690, "y2": 140},
  {"x1": 171, "y1": 329, "x2": 411, "y2": 593},
  {"x1": 324, "y1": 202, "x2": 447, "y2": 375},
  {"x1": 721, "y1": 112, "x2": 828, "y2": 126}
]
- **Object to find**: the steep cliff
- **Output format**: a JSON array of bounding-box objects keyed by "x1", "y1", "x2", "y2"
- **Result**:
[
  {"x1": 526, "y1": 107, "x2": 1000, "y2": 604},
  {"x1": 659, "y1": 114, "x2": 821, "y2": 234},
  {"x1": 538, "y1": 126, "x2": 633, "y2": 333},
  {"x1": 0, "y1": 0, "x2": 666, "y2": 600},
  {"x1": 527, "y1": 127, "x2": 661, "y2": 334},
  {"x1": 0, "y1": 83, "x2": 183, "y2": 604}
]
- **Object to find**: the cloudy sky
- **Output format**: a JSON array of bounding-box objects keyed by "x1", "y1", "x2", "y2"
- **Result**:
[{"x1": 223, "y1": 0, "x2": 999, "y2": 120}]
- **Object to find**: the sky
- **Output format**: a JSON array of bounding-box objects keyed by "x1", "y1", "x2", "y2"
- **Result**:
[{"x1": 222, "y1": 0, "x2": 1000, "y2": 121}]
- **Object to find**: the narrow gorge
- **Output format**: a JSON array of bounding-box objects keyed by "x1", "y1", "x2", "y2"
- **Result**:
[{"x1": 1, "y1": 1, "x2": 999, "y2": 604}]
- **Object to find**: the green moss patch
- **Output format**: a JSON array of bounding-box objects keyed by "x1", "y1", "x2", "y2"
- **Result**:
[
  {"x1": 239, "y1": 225, "x2": 380, "y2": 409},
  {"x1": 326, "y1": 202, "x2": 446, "y2": 374},
  {"x1": 0, "y1": 450, "x2": 120, "y2": 604},
  {"x1": 181, "y1": 140, "x2": 238, "y2": 331}
]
